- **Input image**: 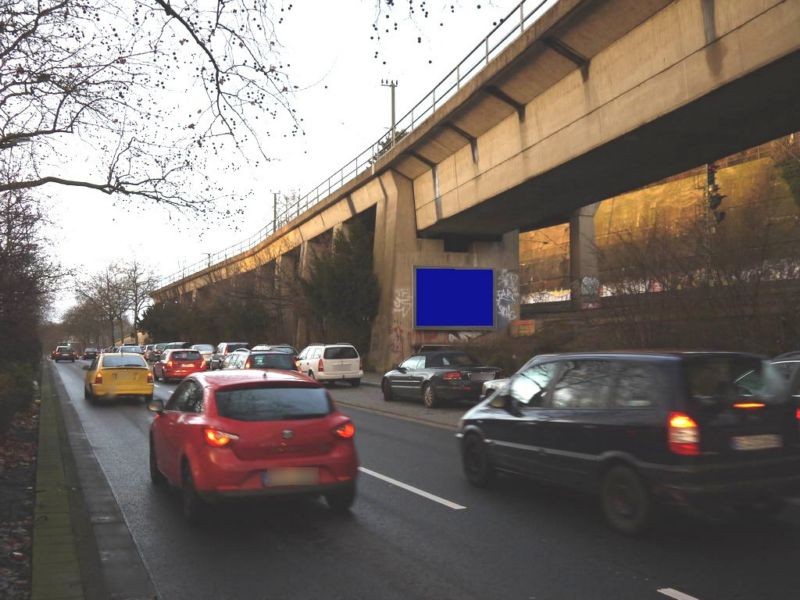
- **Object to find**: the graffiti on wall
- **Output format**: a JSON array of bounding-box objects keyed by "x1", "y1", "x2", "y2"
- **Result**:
[
  {"x1": 392, "y1": 287, "x2": 412, "y2": 318},
  {"x1": 496, "y1": 269, "x2": 520, "y2": 322}
]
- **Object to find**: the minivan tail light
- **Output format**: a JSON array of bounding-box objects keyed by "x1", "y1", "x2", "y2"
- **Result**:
[
  {"x1": 442, "y1": 371, "x2": 462, "y2": 381},
  {"x1": 733, "y1": 402, "x2": 765, "y2": 409},
  {"x1": 94, "y1": 372, "x2": 103, "y2": 384},
  {"x1": 668, "y1": 412, "x2": 700, "y2": 456},
  {"x1": 318, "y1": 359, "x2": 324, "y2": 372},
  {"x1": 203, "y1": 428, "x2": 239, "y2": 448},
  {"x1": 335, "y1": 421, "x2": 355, "y2": 439}
]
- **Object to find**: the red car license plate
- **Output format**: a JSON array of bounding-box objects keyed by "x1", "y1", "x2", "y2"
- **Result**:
[{"x1": 261, "y1": 468, "x2": 319, "y2": 487}]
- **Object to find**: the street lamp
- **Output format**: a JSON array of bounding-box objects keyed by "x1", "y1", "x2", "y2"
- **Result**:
[{"x1": 381, "y1": 79, "x2": 398, "y2": 145}]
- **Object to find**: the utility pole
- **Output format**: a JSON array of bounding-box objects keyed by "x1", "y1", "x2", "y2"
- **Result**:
[
  {"x1": 381, "y1": 79, "x2": 398, "y2": 145},
  {"x1": 272, "y1": 191, "x2": 279, "y2": 229}
]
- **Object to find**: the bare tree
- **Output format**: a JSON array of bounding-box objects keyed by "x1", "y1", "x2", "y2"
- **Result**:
[
  {"x1": 123, "y1": 259, "x2": 158, "y2": 340},
  {"x1": 0, "y1": 0, "x2": 297, "y2": 210},
  {"x1": 75, "y1": 263, "x2": 130, "y2": 344}
]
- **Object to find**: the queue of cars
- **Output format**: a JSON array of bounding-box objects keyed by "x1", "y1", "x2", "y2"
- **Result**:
[{"x1": 55, "y1": 338, "x2": 800, "y2": 534}]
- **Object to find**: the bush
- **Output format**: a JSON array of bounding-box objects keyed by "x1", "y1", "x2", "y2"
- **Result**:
[{"x1": 0, "y1": 363, "x2": 35, "y2": 432}]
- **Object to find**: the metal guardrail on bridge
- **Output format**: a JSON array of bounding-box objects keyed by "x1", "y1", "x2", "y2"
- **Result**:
[{"x1": 157, "y1": 0, "x2": 553, "y2": 289}]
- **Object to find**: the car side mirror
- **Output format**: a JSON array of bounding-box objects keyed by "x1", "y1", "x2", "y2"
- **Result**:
[
  {"x1": 147, "y1": 398, "x2": 165, "y2": 414},
  {"x1": 491, "y1": 393, "x2": 523, "y2": 417},
  {"x1": 396, "y1": 366, "x2": 407, "y2": 374}
]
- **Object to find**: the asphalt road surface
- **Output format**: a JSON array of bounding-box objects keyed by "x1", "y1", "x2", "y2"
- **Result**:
[{"x1": 53, "y1": 361, "x2": 800, "y2": 600}]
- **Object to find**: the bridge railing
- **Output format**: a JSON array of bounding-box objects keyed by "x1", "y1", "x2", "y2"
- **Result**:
[{"x1": 156, "y1": 0, "x2": 552, "y2": 289}]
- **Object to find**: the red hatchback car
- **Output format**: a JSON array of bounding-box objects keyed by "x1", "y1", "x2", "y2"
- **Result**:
[
  {"x1": 147, "y1": 370, "x2": 358, "y2": 522},
  {"x1": 153, "y1": 349, "x2": 206, "y2": 383}
]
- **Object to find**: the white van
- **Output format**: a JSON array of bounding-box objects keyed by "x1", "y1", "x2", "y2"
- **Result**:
[{"x1": 297, "y1": 343, "x2": 363, "y2": 387}]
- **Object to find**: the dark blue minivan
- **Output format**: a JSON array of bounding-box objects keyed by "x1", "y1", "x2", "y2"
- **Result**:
[{"x1": 458, "y1": 351, "x2": 800, "y2": 534}]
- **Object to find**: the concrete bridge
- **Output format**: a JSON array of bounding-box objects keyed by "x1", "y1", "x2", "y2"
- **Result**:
[{"x1": 151, "y1": 0, "x2": 800, "y2": 370}]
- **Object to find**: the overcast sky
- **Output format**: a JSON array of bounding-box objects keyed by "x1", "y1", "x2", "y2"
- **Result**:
[{"x1": 44, "y1": 0, "x2": 545, "y2": 318}]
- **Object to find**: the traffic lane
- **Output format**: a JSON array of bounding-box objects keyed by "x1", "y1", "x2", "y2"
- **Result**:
[
  {"x1": 332, "y1": 388, "x2": 800, "y2": 600},
  {"x1": 53, "y1": 363, "x2": 501, "y2": 600},
  {"x1": 56, "y1": 362, "x2": 800, "y2": 600}
]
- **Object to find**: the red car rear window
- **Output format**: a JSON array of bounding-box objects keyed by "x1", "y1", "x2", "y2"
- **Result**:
[
  {"x1": 215, "y1": 386, "x2": 331, "y2": 421},
  {"x1": 171, "y1": 351, "x2": 201, "y2": 361}
]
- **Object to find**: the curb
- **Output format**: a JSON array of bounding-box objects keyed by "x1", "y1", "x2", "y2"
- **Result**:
[
  {"x1": 43, "y1": 362, "x2": 157, "y2": 600},
  {"x1": 32, "y1": 364, "x2": 90, "y2": 600}
]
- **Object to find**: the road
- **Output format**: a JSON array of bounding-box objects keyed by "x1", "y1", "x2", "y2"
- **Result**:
[{"x1": 53, "y1": 361, "x2": 800, "y2": 600}]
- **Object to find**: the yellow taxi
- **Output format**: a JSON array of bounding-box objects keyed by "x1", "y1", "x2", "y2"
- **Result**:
[{"x1": 83, "y1": 353, "x2": 154, "y2": 403}]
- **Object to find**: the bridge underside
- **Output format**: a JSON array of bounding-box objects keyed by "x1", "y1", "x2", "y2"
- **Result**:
[{"x1": 422, "y1": 50, "x2": 800, "y2": 237}]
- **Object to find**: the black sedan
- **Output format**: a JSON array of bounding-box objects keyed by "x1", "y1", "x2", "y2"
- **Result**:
[
  {"x1": 81, "y1": 347, "x2": 99, "y2": 360},
  {"x1": 381, "y1": 351, "x2": 500, "y2": 408}
]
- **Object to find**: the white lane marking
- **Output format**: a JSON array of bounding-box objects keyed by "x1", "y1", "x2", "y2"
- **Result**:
[
  {"x1": 658, "y1": 589, "x2": 701, "y2": 600},
  {"x1": 358, "y1": 466, "x2": 466, "y2": 510}
]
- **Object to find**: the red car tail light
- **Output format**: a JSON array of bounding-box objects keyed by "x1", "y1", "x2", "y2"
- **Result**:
[
  {"x1": 94, "y1": 372, "x2": 103, "y2": 384},
  {"x1": 166, "y1": 361, "x2": 173, "y2": 368},
  {"x1": 668, "y1": 412, "x2": 700, "y2": 456},
  {"x1": 146, "y1": 371, "x2": 153, "y2": 383},
  {"x1": 796, "y1": 408, "x2": 800, "y2": 421},
  {"x1": 203, "y1": 427, "x2": 239, "y2": 448},
  {"x1": 318, "y1": 359, "x2": 324, "y2": 373},
  {"x1": 442, "y1": 371, "x2": 462, "y2": 381},
  {"x1": 335, "y1": 422, "x2": 355, "y2": 439},
  {"x1": 245, "y1": 358, "x2": 253, "y2": 369}
]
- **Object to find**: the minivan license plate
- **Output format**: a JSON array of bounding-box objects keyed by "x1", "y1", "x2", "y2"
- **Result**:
[
  {"x1": 731, "y1": 434, "x2": 782, "y2": 451},
  {"x1": 261, "y1": 468, "x2": 319, "y2": 487}
]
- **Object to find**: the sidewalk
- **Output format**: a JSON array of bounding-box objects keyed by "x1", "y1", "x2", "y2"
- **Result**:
[
  {"x1": 32, "y1": 366, "x2": 86, "y2": 600},
  {"x1": 333, "y1": 372, "x2": 467, "y2": 430}
]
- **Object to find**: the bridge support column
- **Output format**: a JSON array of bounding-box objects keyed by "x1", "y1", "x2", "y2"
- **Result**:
[
  {"x1": 369, "y1": 171, "x2": 520, "y2": 372},
  {"x1": 295, "y1": 238, "x2": 328, "y2": 348},
  {"x1": 275, "y1": 253, "x2": 298, "y2": 344},
  {"x1": 569, "y1": 203, "x2": 600, "y2": 309}
]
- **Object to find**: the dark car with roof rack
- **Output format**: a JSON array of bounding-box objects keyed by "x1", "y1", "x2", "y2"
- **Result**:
[{"x1": 457, "y1": 350, "x2": 800, "y2": 534}]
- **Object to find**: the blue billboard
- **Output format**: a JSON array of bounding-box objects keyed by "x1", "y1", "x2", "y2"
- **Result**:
[{"x1": 414, "y1": 267, "x2": 495, "y2": 329}]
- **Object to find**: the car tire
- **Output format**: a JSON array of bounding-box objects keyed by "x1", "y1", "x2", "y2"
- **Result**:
[
  {"x1": 149, "y1": 437, "x2": 166, "y2": 487},
  {"x1": 382, "y1": 379, "x2": 393, "y2": 402},
  {"x1": 84, "y1": 387, "x2": 94, "y2": 403},
  {"x1": 422, "y1": 383, "x2": 439, "y2": 409},
  {"x1": 462, "y1": 434, "x2": 496, "y2": 487},
  {"x1": 181, "y1": 462, "x2": 206, "y2": 524},
  {"x1": 143, "y1": 394, "x2": 153, "y2": 404},
  {"x1": 601, "y1": 465, "x2": 652, "y2": 535},
  {"x1": 349, "y1": 379, "x2": 361, "y2": 388},
  {"x1": 325, "y1": 484, "x2": 356, "y2": 513}
]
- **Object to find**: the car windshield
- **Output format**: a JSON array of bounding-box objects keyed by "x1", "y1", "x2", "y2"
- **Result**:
[
  {"x1": 193, "y1": 344, "x2": 214, "y2": 352},
  {"x1": 171, "y1": 351, "x2": 201, "y2": 361},
  {"x1": 250, "y1": 353, "x2": 296, "y2": 370},
  {"x1": 227, "y1": 343, "x2": 249, "y2": 352},
  {"x1": 684, "y1": 356, "x2": 786, "y2": 406},
  {"x1": 324, "y1": 346, "x2": 358, "y2": 359},
  {"x1": 102, "y1": 355, "x2": 146, "y2": 368},
  {"x1": 215, "y1": 386, "x2": 331, "y2": 421},
  {"x1": 56, "y1": 346, "x2": 70, "y2": 352}
]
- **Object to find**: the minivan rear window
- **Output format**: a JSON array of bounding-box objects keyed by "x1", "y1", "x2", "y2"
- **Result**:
[
  {"x1": 215, "y1": 386, "x2": 331, "y2": 421},
  {"x1": 324, "y1": 346, "x2": 358, "y2": 359},
  {"x1": 250, "y1": 353, "x2": 296, "y2": 370},
  {"x1": 683, "y1": 357, "x2": 786, "y2": 406}
]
